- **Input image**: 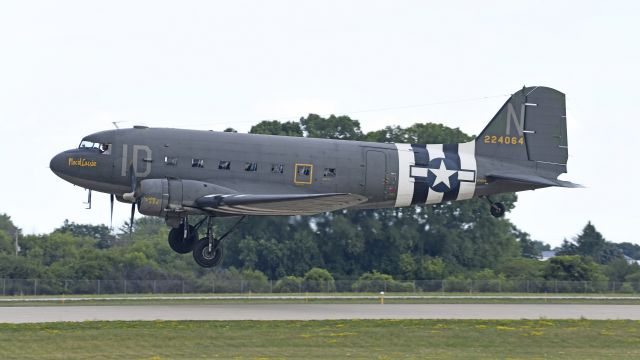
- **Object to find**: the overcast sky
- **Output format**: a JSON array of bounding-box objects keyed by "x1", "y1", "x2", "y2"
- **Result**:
[{"x1": 1, "y1": 1, "x2": 638, "y2": 246}]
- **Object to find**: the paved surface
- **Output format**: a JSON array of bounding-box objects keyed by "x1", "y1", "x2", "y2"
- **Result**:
[{"x1": 2, "y1": 304, "x2": 640, "y2": 323}]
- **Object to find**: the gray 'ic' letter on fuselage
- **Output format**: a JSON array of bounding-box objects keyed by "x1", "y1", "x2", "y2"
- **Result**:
[
  {"x1": 506, "y1": 103, "x2": 525, "y2": 136},
  {"x1": 121, "y1": 144, "x2": 152, "y2": 177}
]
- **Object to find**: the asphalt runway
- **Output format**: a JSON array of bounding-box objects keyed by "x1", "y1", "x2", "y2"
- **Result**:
[{"x1": 2, "y1": 304, "x2": 640, "y2": 323}]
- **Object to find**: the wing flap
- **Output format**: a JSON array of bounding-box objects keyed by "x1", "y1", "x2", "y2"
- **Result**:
[{"x1": 195, "y1": 193, "x2": 368, "y2": 215}]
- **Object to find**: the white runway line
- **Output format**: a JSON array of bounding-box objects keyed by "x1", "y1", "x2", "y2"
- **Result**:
[{"x1": 2, "y1": 304, "x2": 640, "y2": 323}]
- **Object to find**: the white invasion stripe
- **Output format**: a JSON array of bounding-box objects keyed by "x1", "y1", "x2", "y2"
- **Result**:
[
  {"x1": 458, "y1": 170, "x2": 475, "y2": 182},
  {"x1": 425, "y1": 144, "x2": 444, "y2": 205},
  {"x1": 410, "y1": 167, "x2": 428, "y2": 177},
  {"x1": 426, "y1": 189, "x2": 444, "y2": 204},
  {"x1": 394, "y1": 143, "x2": 415, "y2": 207},
  {"x1": 457, "y1": 141, "x2": 477, "y2": 200}
]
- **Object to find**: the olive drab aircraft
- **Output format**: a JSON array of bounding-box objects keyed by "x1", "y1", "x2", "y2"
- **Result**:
[{"x1": 50, "y1": 86, "x2": 580, "y2": 268}]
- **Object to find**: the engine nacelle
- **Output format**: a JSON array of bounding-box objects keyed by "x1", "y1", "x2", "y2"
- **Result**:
[{"x1": 137, "y1": 179, "x2": 228, "y2": 217}]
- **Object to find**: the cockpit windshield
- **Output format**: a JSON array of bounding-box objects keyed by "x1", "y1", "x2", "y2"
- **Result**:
[{"x1": 79, "y1": 140, "x2": 112, "y2": 155}]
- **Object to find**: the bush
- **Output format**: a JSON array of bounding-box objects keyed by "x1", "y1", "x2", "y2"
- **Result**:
[
  {"x1": 619, "y1": 282, "x2": 635, "y2": 294},
  {"x1": 442, "y1": 275, "x2": 471, "y2": 292},
  {"x1": 625, "y1": 272, "x2": 640, "y2": 292},
  {"x1": 303, "y1": 268, "x2": 335, "y2": 292},
  {"x1": 273, "y1": 276, "x2": 303, "y2": 293},
  {"x1": 240, "y1": 269, "x2": 269, "y2": 293},
  {"x1": 352, "y1": 271, "x2": 414, "y2": 292}
]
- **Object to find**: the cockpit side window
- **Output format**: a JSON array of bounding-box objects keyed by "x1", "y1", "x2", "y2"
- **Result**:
[
  {"x1": 101, "y1": 143, "x2": 112, "y2": 155},
  {"x1": 79, "y1": 140, "x2": 112, "y2": 155}
]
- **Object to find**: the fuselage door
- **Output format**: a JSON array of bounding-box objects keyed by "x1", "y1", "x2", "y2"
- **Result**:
[{"x1": 364, "y1": 150, "x2": 387, "y2": 202}]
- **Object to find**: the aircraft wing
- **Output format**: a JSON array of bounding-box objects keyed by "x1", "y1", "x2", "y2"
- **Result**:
[
  {"x1": 195, "y1": 193, "x2": 368, "y2": 216},
  {"x1": 486, "y1": 172, "x2": 583, "y2": 188}
]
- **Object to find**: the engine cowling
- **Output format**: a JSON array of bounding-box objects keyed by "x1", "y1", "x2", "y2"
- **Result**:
[{"x1": 137, "y1": 179, "x2": 230, "y2": 217}]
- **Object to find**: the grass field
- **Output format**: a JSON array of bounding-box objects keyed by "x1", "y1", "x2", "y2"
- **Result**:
[{"x1": 1, "y1": 319, "x2": 639, "y2": 359}]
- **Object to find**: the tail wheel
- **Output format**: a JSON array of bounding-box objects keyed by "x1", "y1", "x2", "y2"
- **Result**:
[
  {"x1": 490, "y1": 202, "x2": 506, "y2": 218},
  {"x1": 168, "y1": 224, "x2": 197, "y2": 254},
  {"x1": 193, "y1": 238, "x2": 224, "y2": 268}
]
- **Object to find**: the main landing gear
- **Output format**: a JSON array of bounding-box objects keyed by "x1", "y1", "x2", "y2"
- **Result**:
[
  {"x1": 168, "y1": 221, "x2": 197, "y2": 254},
  {"x1": 483, "y1": 196, "x2": 506, "y2": 218},
  {"x1": 167, "y1": 215, "x2": 246, "y2": 268}
]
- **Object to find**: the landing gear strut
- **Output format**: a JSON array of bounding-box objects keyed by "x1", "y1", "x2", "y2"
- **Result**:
[
  {"x1": 167, "y1": 216, "x2": 206, "y2": 254},
  {"x1": 483, "y1": 196, "x2": 506, "y2": 218},
  {"x1": 192, "y1": 215, "x2": 247, "y2": 268}
]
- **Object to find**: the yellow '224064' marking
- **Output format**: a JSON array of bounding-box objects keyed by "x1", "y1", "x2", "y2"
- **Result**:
[{"x1": 483, "y1": 135, "x2": 524, "y2": 145}]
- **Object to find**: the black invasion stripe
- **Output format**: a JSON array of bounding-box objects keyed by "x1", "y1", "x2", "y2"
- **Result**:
[
  {"x1": 411, "y1": 144, "x2": 429, "y2": 205},
  {"x1": 442, "y1": 143, "x2": 460, "y2": 202}
]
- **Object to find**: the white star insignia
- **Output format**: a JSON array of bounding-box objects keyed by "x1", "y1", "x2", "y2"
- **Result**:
[{"x1": 429, "y1": 160, "x2": 456, "y2": 189}]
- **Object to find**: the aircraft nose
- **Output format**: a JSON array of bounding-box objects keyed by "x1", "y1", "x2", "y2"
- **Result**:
[{"x1": 49, "y1": 152, "x2": 67, "y2": 177}]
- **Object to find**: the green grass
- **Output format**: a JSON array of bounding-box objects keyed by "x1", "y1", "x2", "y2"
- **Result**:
[
  {"x1": 2, "y1": 292, "x2": 640, "y2": 306},
  {"x1": 0, "y1": 320, "x2": 639, "y2": 359}
]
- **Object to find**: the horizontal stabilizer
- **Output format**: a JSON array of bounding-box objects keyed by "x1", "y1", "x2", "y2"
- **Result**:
[
  {"x1": 196, "y1": 193, "x2": 368, "y2": 216},
  {"x1": 486, "y1": 172, "x2": 583, "y2": 188}
]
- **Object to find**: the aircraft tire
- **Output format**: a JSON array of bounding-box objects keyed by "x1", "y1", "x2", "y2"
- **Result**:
[
  {"x1": 192, "y1": 238, "x2": 223, "y2": 268},
  {"x1": 490, "y1": 202, "x2": 506, "y2": 218},
  {"x1": 168, "y1": 225, "x2": 197, "y2": 254}
]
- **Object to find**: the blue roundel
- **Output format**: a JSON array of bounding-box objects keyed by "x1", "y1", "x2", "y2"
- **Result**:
[{"x1": 425, "y1": 157, "x2": 459, "y2": 193}]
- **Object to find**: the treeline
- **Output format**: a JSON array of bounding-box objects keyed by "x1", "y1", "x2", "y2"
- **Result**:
[{"x1": 1, "y1": 115, "x2": 638, "y2": 286}]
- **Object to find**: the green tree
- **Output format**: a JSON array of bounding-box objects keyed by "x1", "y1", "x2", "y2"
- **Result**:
[
  {"x1": 497, "y1": 258, "x2": 544, "y2": 280},
  {"x1": 512, "y1": 226, "x2": 540, "y2": 259},
  {"x1": 303, "y1": 267, "x2": 336, "y2": 292},
  {"x1": 56, "y1": 220, "x2": 115, "y2": 249},
  {"x1": 250, "y1": 120, "x2": 303, "y2": 137},
  {"x1": 604, "y1": 258, "x2": 639, "y2": 283},
  {"x1": 615, "y1": 242, "x2": 640, "y2": 260},
  {"x1": 543, "y1": 255, "x2": 603, "y2": 281},
  {"x1": 558, "y1": 222, "x2": 622, "y2": 264},
  {"x1": 300, "y1": 114, "x2": 363, "y2": 140},
  {"x1": 417, "y1": 257, "x2": 446, "y2": 280}
]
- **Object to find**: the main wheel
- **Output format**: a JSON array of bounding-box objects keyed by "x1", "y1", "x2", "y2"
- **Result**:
[
  {"x1": 192, "y1": 238, "x2": 224, "y2": 268},
  {"x1": 168, "y1": 224, "x2": 197, "y2": 254},
  {"x1": 490, "y1": 202, "x2": 506, "y2": 218}
]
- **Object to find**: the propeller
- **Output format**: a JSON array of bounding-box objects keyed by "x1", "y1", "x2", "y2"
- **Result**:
[
  {"x1": 125, "y1": 165, "x2": 138, "y2": 237},
  {"x1": 129, "y1": 201, "x2": 136, "y2": 236},
  {"x1": 84, "y1": 189, "x2": 92, "y2": 209},
  {"x1": 109, "y1": 193, "x2": 114, "y2": 230}
]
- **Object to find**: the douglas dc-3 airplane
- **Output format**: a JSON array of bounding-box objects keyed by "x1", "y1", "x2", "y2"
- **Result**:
[{"x1": 50, "y1": 86, "x2": 580, "y2": 268}]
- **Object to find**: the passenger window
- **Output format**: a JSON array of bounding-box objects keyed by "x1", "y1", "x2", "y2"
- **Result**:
[
  {"x1": 294, "y1": 164, "x2": 313, "y2": 184},
  {"x1": 192, "y1": 159, "x2": 204, "y2": 168},
  {"x1": 271, "y1": 163, "x2": 284, "y2": 174},
  {"x1": 218, "y1": 161, "x2": 231, "y2": 170},
  {"x1": 165, "y1": 156, "x2": 178, "y2": 166},
  {"x1": 245, "y1": 162, "x2": 258, "y2": 172},
  {"x1": 323, "y1": 168, "x2": 336, "y2": 178},
  {"x1": 298, "y1": 166, "x2": 311, "y2": 176}
]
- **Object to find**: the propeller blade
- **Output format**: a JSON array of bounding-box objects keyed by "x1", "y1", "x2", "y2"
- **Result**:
[
  {"x1": 84, "y1": 189, "x2": 92, "y2": 209},
  {"x1": 129, "y1": 202, "x2": 136, "y2": 236},
  {"x1": 130, "y1": 165, "x2": 137, "y2": 194},
  {"x1": 110, "y1": 194, "x2": 114, "y2": 230}
]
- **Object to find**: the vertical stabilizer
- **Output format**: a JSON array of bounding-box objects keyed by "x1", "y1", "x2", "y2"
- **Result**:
[{"x1": 476, "y1": 86, "x2": 568, "y2": 177}]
